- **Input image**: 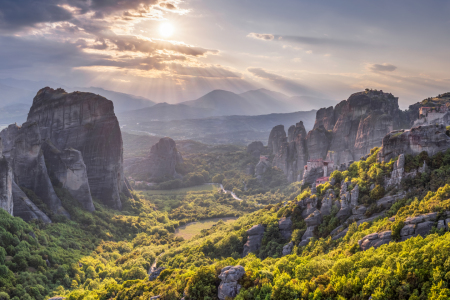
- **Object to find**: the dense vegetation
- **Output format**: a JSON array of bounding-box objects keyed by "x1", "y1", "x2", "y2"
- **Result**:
[{"x1": 4, "y1": 146, "x2": 450, "y2": 299}]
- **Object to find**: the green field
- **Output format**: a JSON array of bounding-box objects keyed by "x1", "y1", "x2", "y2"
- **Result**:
[
  {"x1": 137, "y1": 183, "x2": 220, "y2": 196},
  {"x1": 174, "y1": 217, "x2": 238, "y2": 240}
]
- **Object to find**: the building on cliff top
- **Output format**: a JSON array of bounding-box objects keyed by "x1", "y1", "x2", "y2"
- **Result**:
[
  {"x1": 304, "y1": 159, "x2": 335, "y2": 177},
  {"x1": 414, "y1": 105, "x2": 450, "y2": 127}
]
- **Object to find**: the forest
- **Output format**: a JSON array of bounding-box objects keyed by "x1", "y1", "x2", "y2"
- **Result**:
[{"x1": 2, "y1": 146, "x2": 450, "y2": 299}]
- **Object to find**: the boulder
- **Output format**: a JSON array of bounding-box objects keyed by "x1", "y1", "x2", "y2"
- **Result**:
[
  {"x1": 415, "y1": 221, "x2": 434, "y2": 237},
  {"x1": 305, "y1": 209, "x2": 322, "y2": 227},
  {"x1": 27, "y1": 88, "x2": 130, "y2": 209},
  {"x1": 218, "y1": 265, "x2": 245, "y2": 300},
  {"x1": 437, "y1": 220, "x2": 445, "y2": 230},
  {"x1": 359, "y1": 231, "x2": 392, "y2": 251},
  {"x1": 400, "y1": 224, "x2": 416, "y2": 237},
  {"x1": 278, "y1": 217, "x2": 292, "y2": 240},
  {"x1": 282, "y1": 242, "x2": 294, "y2": 256},
  {"x1": 243, "y1": 225, "x2": 264, "y2": 256}
]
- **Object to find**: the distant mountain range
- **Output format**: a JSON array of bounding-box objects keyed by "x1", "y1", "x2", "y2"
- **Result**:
[
  {"x1": 118, "y1": 110, "x2": 317, "y2": 145},
  {"x1": 0, "y1": 79, "x2": 156, "y2": 125},
  {"x1": 118, "y1": 89, "x2": 336, "y2": 121}
]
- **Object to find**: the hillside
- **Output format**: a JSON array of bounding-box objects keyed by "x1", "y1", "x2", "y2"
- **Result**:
[{"x1": 119, "y1": 110, "x2": 317, "y2": 145}]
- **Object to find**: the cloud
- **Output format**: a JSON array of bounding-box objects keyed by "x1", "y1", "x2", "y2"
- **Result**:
[
  {"x1": 367, "y1": 63, "x2": 397, "y2": 72},
  {"x1": 247, "y1": 67, "x2": 316, "y2": 96},
  {"x1": 247, "y1": 32, "x2": 370, "y2": 54},
  {"x1": 247, "y1": 33, "x2": 274, "y2": 41},
  {"x1": 0, "y1": 0, "x2": 74, "y2": 32},
  {"x1": 0, "y1": 0, "x2": 184, "y2": 32}
]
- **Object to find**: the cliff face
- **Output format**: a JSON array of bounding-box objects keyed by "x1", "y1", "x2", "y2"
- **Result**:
[
  {"x1": 268, "y1": 90, "x2": 409, "y2": 183},
  {"x1": 0, "y1": 122, "x2": 68, "y2": 217},
  {"x1": 326, "y1": 91, "x2": 406, "y2": 164},
  {"x1": 27, "y1": 88, "x2": 127, "y2": 210},
  {"x1": 377, "y1": 124, "x2": 450, "y2": 162},
  {"x1": 124, "y1": 137, "x2": 183, "y2": 181},
  {"x1": 43, "y1": 142, "x2": 95, "y2": 212},
  {"x1": 0, "y1": 145, "x2": 13, "y2": 215},
  {"x1": 270, "y1": 121, "x2": 308, "y2": 182}
]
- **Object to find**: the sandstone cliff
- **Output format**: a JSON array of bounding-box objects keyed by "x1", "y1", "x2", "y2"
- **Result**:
[
  {"x1": 27, "y1": 87, "x2": 128, "y2": 210},
  {"x1": 377, "y1": 124, "x2": 450, "y2": 162},
  {"x1": 268, "y1": 90, "x2": 409, "y2": 183},
  {"x1": 0, "y1": 122, "x2": 68, "y2": 217},
  {"x1": 43, "y1": 141, "x2": 95, "y2": 212},
  {"x1": 0, "y1": 141, "x2": 13, "y2": 215},
  {"x1": 124, "y1": 137, "x2": 183, "y2": 181}
]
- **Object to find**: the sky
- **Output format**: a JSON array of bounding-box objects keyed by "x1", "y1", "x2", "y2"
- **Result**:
[{"x1": 0, "y1": 0, "x2": 449, "y2": 108}]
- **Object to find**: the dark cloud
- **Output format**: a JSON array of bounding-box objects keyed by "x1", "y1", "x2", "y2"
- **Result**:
[
  {"x1": 247, "y1": 67, "x2": 316, "y2": 96},
  {"x1": 0, "y1": 0, "x2": 176, "y2": 32},
  {"x1": 0, "y1": 0, "x2": 73, "y2": 31},
  {"x1": 368, "y1": 63, "x2": 397, "y2": 72}
]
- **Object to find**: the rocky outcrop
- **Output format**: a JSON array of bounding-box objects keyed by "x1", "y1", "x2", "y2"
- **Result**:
[
  {"x1": 267, "y1": 90, "x2": 407, "y2": 183},
  {"x1": 378, "y1": 124, "x2": 450, "y2": 162},
  {"x1": 0, "y1": 122, "x2": 67, "y2": 217},
  {"x1": 320, "y1": 189, "x2": 335, "y2": 216},
  {"x1": 327, "y1": 90, "x2": 406, "y2": 165},
  {"x1": 27, "y1": 87, "x2": 128, "y2": 210},
  {"x1": 0, "y1": 147, "x2": 13, "y2": 215},
  {"x1": 218, "y1": 265, "x2": 245, "y2": 300},
  {"x1": 247, "y1": 141, "x2": 265, "y2": 159},
  {"x1": 278, "y1": 217, "x2": 292, "y2": 240},
  {"x1": 282, "y1": 242, "x2": 293, "y2": 256},
  {"x1": 359, "y1": 231, "x2": 392, "y2": 251},
  {"x1": 270, "y1": 122, "x2": 309, "y2": 182},
  {"x1": 302, "y1": 166, "x2": 324, "y2": 186},
  {"x1": 313, "y1": 106, "x2": 335, "y2": 130},
  {"x1": 43, "y1": 142, "x2": 94, "y2": 212},
  {"x1": 268, "y1": 125, "x2": 286, "y2": 154},
  {"x1": 400, "y1": 212, "x2": 438, "y2": 241},
  {"x1": 255, "y1": 160, "x2": 270, "y2": 179},
  {"x1": 125, "y1": 137, "x2": 183, "y2": 181},
  {"x1": 243, "y1": 224, "x2": 264, "y2": 257},
  {"x1": 306, "y1": 126, "x2": 330, "y2": 160},
  {"x1": 149, "y1": 267, "x2": 165, "y2": 281},
  {"x1": 12, "y1": 181, "x2": 51, "y2": 223}
]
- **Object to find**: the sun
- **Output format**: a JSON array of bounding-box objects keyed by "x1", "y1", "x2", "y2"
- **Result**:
[{"x1": 159, "y1": 23, "x2": 174, "y2": 38}]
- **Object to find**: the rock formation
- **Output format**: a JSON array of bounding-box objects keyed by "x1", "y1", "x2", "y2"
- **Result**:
[
  {"x1": 125, "y1": 137, "x2": 183, "y2": 181},
  {"x1": 278, "y1": 217, "x2": 292, "y2": 240},
  {"x1": 0, "y1": 122, "x2": 68, "y2": 217},
  {"x1": 0, "y1": 141, "x2": 13, "y2": 215},
  {"x1": 27, "y1": 87, "x2": 128, "y2": 210},
  {"x1": 247, "y1": 141, "x2": 265, "y2": 159},
  {"x1": 218, "y1": 265, "x2": 245, "y2": 300},
  {"x1": 267, "y1": 90, "x2": 409, "y2": 183},
  {"x1": 269, "y1": 121, "x2": 308, "y2": 182},
  {"x1": 378, "y1": 124, "x2": 450, "y2": 162},
  {"x1": 282, "y1": 242, "x2": 294, "y2": 256},
  {"x1": 12, "y1": 181, "x2": 52, "y2": 223},
  {"x1": 43, "y1": 142, "x2": 95, "y2": 212},
  {"x1": 243, "y1": 224, "x2": 264, "y2": 257},
  {"x1": 358, "y1": 231, "x2": 392, "y2": 251}
]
